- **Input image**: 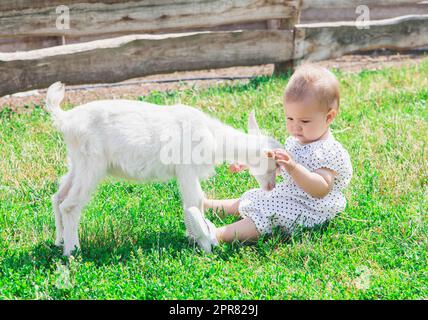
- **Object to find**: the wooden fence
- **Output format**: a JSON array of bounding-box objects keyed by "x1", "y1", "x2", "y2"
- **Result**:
[{"x1": 0, "y1": 0, "x2": 427, "y2": 96}]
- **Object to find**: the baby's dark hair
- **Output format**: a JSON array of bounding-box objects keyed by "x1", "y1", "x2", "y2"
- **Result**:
[{"x1": 284, "y1": 64, "x2": 340, "y2": 111}]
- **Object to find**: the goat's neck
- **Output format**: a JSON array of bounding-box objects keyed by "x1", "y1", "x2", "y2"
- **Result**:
[{"x1": 214, "y1": 126, "x2": 266, "y2": 165}]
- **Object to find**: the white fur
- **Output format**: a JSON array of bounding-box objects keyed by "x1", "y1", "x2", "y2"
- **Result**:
[{"x1": 46, "y1": 82, "x2": 281, "y2": 256}]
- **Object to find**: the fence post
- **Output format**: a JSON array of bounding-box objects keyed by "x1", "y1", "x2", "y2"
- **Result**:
[{"x1": 272, "y1": 0, "x2": 303, "y2": 75}]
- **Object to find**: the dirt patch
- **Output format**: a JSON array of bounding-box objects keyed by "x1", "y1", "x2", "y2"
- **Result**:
[
  {"x1": 318, "y1": 49, "x2": 428, "y2": 73},
  {"x1": 1, "y1": 50, "x2": 427, "y2": 113}
]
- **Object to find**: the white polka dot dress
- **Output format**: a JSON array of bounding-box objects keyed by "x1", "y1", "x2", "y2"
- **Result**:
[{"x1": 238, "y1": 133, "x2": 353, "y2": 235}]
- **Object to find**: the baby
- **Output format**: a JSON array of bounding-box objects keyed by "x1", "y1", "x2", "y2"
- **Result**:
[{"x1": 185, "y1": 64, "x2": 353, "y2": 253}]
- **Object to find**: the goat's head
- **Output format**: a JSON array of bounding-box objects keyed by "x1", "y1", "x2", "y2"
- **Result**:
[{"x1": 246, "y1": 111, "x2": 282, "y2": 191}]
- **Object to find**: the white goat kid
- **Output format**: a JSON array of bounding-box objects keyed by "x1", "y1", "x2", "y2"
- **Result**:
[{"x1": 46, "y1": 82, "x2": 281, "y2": 256}]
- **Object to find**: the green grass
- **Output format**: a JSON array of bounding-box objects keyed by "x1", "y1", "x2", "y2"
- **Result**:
[{"x1": 0, "y1": 61, "x2": 427, "y2": 299}]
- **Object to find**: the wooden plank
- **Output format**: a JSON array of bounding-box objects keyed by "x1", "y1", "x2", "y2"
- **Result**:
[
  {"x1": 0, "y1": 0, "x2": 299, "y2": 38},
  {"x1": 301, "y1": 3, "x2": 428, "y2": 23},
  {"x1": 301, "y1": 0, "x2": 421, "y2": 9},
  {"x1": 0, "y1": 21, "x2": 270, "y2": 52},
  {"x1": 7, "y1": 0, "x2": 416, "y2": 11},
  {"x1": 0, "y1": 36, "x2": 63, "y2": 53},
  {"x1": 0, "y1": 30, "x2": 294, "y2": 96},
  {"x1": 0, "y1": 0, "x2": 219, "y2": 11},
  {"x1": 294, "y1": 14, "x2": 428, "y2": 62}
]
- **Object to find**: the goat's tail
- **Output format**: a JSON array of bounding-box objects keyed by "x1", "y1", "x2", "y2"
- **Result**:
[{"x1": 45, "y1": 81, "x2": 66, "y2": 129}]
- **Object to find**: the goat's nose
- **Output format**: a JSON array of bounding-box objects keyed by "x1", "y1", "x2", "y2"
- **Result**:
[{"x1": 267, "y1": 182, "x2": 275, "y2": 191}]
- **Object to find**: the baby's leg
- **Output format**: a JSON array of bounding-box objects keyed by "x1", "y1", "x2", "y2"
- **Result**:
[
  {"x1": 216, "y1": 217, "x2": 260, "y2": 243},
  {"x1": 185, "y1": 207, "x2": 260, "y2": 252},
  {"x1": 203, "y1": 198, "x2": 240, "y2": 217}
]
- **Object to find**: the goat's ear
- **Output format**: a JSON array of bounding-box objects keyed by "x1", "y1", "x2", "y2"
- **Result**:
[{"x1": 247, "y1": 110, "x2": 261, "y2": 135}]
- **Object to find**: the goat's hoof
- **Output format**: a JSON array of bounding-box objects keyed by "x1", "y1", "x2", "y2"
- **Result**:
[
  {"x1": 63, "y1": 245, "x2": 80, "y2": 257},
  {"x1": 185, "y1": 229, "x2": 196, "y2": 244}
]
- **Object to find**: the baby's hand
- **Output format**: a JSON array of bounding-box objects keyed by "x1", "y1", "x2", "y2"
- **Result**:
[
  {"x1": 266, "y1": 149, "x2": 297, "y2": 173},
  {"x1": 229, "y1": 163, "x2": 247, "y2": 173},
  {"x1": 266, "y1": 149, "x2": 290, "y2": 161}
]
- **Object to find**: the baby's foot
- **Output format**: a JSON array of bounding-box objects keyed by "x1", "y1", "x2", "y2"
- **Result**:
[{"x1": 185, "y1": 207, "x2": 218, "y2": 253}]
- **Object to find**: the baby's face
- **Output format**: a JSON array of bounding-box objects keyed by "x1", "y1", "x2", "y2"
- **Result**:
[{"x1": 284, "y1": 98, "x2": 335, "y2": 144}]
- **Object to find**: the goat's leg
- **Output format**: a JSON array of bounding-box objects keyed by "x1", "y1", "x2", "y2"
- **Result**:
[
  {"x1": 60, "y1": 160, "x2": 105, "y2": 256},
  {"x1": 176, "y1": 166, "x2": 204, "y2": 211},
  {"x1": 176, "y1": 166, "x2": 205, "y2": 239},
  {"x1": 52, "y1": 170, "x2": 74, "y2": 246}
]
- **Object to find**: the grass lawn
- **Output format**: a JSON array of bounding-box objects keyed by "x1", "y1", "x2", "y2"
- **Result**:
[{"x1": 0, "y1": 60, "x2": 427, "y2": 299}]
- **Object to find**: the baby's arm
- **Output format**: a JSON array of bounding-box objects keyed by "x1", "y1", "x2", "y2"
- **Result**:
[
  {"x1": 267, "y1": 149, "x2": 336, "y2": 198},
  {"x1": 288, "y1": 165, "x2": 335, "y2": 198}
]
